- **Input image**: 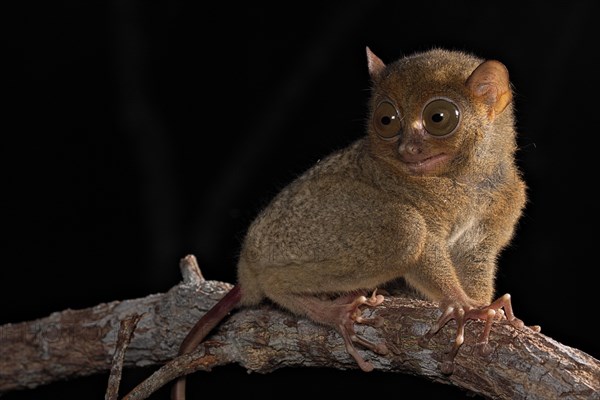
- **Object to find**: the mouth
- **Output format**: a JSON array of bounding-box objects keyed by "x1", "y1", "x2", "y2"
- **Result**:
[{"x1": 400, "y1": 153, "x2": 450, "y2": 175}]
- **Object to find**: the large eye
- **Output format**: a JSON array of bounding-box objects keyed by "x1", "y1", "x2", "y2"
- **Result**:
[
  {"x1": 373, "y1": 101, "x2": 401, "y2": 138},
  {"x1": 422, "y1": 99, "x2": 460, "y2": 136}
]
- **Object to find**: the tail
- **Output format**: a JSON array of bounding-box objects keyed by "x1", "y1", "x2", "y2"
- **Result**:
[{"x1": 171, "y1": 284, "x2": 243, "y2": 400}]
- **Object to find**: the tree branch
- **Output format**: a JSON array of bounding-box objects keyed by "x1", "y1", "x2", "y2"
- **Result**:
[{"x1": 1, "y1": 255, "x2": 598, "y2": 399}]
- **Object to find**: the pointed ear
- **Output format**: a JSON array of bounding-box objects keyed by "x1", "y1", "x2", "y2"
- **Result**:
[
  {"x1": 466, "y1": 60, "x2": 512, "y2": 119},
  {"x1": 366, "y1": 46, "x2": 386, "y2": 79}
]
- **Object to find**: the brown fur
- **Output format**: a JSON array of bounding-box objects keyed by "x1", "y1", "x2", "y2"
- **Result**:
[
  {"x1": 238, "y1": 47, "x2": 525, "y2": 309},
  {"x1": 173, "y1": 47, "x2": 529, "y2": 399}
]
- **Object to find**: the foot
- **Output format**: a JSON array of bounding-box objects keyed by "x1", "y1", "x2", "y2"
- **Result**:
[
  {"x1": 334, "y1": 290, "x2": 389, "y2": 372},
  {"x1": 419, "y1": 293, "x2": 540, "y2": 374}
]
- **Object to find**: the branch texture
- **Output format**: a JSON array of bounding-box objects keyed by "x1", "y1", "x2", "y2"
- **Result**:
[{"x1": 0, "y1": 255, "x2": 598, "y2": 399}]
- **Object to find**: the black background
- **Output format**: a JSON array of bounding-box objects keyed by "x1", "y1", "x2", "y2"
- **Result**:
[{"x1": 2, "y1": 1, "x2": 598, "y2": 399}]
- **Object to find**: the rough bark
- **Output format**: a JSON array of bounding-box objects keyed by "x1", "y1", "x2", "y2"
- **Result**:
[
  {"x1": 0, "y1": 255, "x2": 598, "y2": 399},
  {"x1": 106, "y1": 314, "x2": 143, "y2": 400}
]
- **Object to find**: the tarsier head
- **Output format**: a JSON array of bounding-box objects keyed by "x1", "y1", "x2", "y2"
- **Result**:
[{"x1": 366, "y1": 47, "x2": 514, "y2": 177}]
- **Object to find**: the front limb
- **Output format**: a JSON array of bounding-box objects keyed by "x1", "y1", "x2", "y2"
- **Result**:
[{"x1": 404, "y1": 241, "x2": 538, "y2": 373}]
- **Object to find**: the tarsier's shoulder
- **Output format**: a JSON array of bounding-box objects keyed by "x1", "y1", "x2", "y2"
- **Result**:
[
  {"x1": 252, "y1": 138, "x2": 400, "y2": 225},
  {"x1": 272, "y1": 139, "x2": 371, "y2": 198},
  {"x1": 298, "y1": 138, "x2": 368, "y2": 180}
]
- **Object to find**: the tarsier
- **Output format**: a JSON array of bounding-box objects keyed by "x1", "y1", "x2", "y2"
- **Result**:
[{"x1": 171, "y1": 47, "x2": 540, "y2": 399}]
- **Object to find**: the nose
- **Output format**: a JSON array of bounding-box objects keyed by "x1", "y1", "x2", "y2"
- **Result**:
[
  {"x1": 399, "y1": 120, "x2": 426, "y2": 155},
  {"x1": 400, "y1": 141, "x2": 422, "y2": 155}
]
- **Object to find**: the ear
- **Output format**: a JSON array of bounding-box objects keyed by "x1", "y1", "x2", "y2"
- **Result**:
[
  {"x1": 366, "y1": 46, "x2": 386, "y2": 79},
  {"x1": 465, "y1": 60, "x2": 512, "y2": 119}
]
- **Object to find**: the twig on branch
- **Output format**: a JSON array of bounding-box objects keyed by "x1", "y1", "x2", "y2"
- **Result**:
[
  {"x1": 106, "y1": 314, "x2": 144, "y2": 400},
  {"x1": 121, "y1": 345, "x2": 232, "y2": 400},
  {"x1": 0, "y1": 255, "x2": 598, "y2": 400}
]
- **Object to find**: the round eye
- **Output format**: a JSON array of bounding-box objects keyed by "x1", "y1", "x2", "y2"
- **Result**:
[
  {"x1": 422, "y1": 99, "x2": 460, "y2": 136},
  {"x1": 373, "y1": 101, "x2": 401, "y2": 138}
]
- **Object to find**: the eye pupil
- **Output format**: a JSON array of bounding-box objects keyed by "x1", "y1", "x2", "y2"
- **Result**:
[
  {"x1": 431, "y1": 113, "x2": 444, "y2": 123},
  {"x1": 381, "y1": 116, "x2": 391, "y2": 125}
]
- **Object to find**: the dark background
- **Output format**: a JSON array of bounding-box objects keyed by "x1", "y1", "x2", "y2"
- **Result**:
[{"x1": 2, "y1": 1, "x2": 598, "y2": 399}]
